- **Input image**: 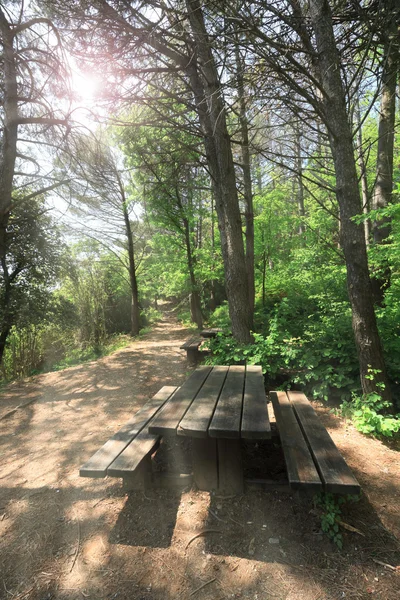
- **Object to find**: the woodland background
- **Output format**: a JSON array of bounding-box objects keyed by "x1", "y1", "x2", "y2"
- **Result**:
[{"x1": 1, "y1": 0, "x2": 399, "y2": 438}]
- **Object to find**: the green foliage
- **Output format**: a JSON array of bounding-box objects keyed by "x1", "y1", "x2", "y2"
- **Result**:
[
  {"x1": 341, "y1": 392, "x2": 400, "y2": 438},
  {"x1": 316, "y1": 493, "x2": 344, "y2": 549},
  {"x1": 208, "y1": 301, "x2": 230, "y2": 328},
  {"x1": 1, "y1": 239, "x2": 138, "y2": 382},
  {"x1": 207, "y1": 288, "x2": 358, "y2": 399},
  {"x1": 51, "y1": 334, "x2": 130, "y2": 372},
  {"x1": 0, "y1": 198, "x2": 64, "y2": 329},
  {"x1": 314, "y1": 493, "x2": 354, "y2": 550}
]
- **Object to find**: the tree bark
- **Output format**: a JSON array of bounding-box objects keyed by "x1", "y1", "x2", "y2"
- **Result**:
[
  {"x1": 370, "y1": 9, "x2": 399, "y2": 303},
  {"x1": 295, "y1": 126, "x2": 306, "y2": 236},
  {"x1": 0, "y1": 257, "x2": 21, "y2": 367},
  {"x1": 122, "y1": 203, "x2": 140, "y2": 336},
  {"x1": 209, "y1": 191, "x2": 217, "y2": 311},
  {"x1": 308, "y1": 0, "x2": 393, "y2": 406},
  {"x1": 185, "y1": 0, "x2": 253, "y2": 342},
  {"x1": 235, "y1": 43, "x2": 255, "y2": 315},
  {"x1": 355, "y1": 96, "x2": 370, "y2": 249},
  {"x1": 183, "y1": 216, "x2": 203, "y2": 330},
  {"x1": 0, "y1": 9, "x2": 18, "y2": 261}
]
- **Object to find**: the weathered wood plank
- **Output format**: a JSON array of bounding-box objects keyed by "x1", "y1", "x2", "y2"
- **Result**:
[
  {"x1": 208, "y1": 366, "x2": 245, "y2": 438},
  {"x1": 121, "y1": 455, "x2": 152, "y2": 491},
  {"x1": 270, "y1": 391, "x2": 322, "y2": 492},
  {"x1": 178, "y1": 366, "x2": 229, "y2": 437},
  {"x1": 191, "y1": 438, "x2": 219, "y2": 490},
  {"x1": 200, "y1": 328, "x2": 223, "y2": 338},
  {"x1": 217, "y1": 439, "x2": 244, "y2": 494},
  {"x1": 180, "y1": 338, "x2": 202, "y2": 350},
  {"x1": 107, "y1": 430, "x2": 160, "y2": 477},
  {"x1": 149, "y1": 366, "x2": 212, "y2": 435},
  {"x1": 241, "y1": 365, "x2": 271, "y2": 439},
  {"x1": 288, "y1": 391, "x2": 360, "y2": 495},
  {"x1": 79, "y1": 386, "x2": 177, "y2": 478}
]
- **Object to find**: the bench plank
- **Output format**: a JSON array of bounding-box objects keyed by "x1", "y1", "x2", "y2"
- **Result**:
[
  {"x1": 270, "y1": 391, "x2": 322, "y2": 491},
  {"x1": 79, "y1": 386, "x2": 176, "y2": 478},
  {"x1": 107, "y1": 429, "x2": 160, "y2": 477},
  {"x1": 177, "y1": 365, "x2": 229, "y2": 437},
  {"x1": 200, "y1": 328, "x2": 223, "y2": 338},
  {"x1": 241, "y1": 365, "x2": 271, "y2": 439},
  {"x1": 288, "y1": 391, "x2": 360, "y2": 495},
  {"x1": 208, "y1": 366, "x2": 245, "y2": 438},
  {"x1": 180, "y1": 338, "x2": 202, "y2": 350},
  {"x1": 121, "y1": 455, "x2": 152, "y2": 491},
  {"x1": 149, "y1": 366, "x2": 212, "y2": 435}
]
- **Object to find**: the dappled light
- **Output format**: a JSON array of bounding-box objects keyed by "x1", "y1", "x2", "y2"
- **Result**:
[
  {"x1": 1, "y1": 1, "x2": 400, "y2": 599},
  {"x1": 1, "y1": 315, "x2": 399, "y2": 600}
]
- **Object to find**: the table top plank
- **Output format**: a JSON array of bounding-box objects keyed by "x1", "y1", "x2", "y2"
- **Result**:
[
  {"x1": 177, "y1": 365, "x2": 229, "y2": 438},
  {"x1": 288, "y1": 391, "x2": 360, "y2": 494},
  {"x1": 79, "y1": 386, "x2": 176, "y2": 478},
  {"x1": 241, "y1": 365, "x2": 271, "y2": 439},
  {"x1": 208, "y1": 366, "x2": 245, "y2": 438},
  {"x1": 148, "y1": 365, "x2": 212, "y2": 435},
  {"x1": 270, "y1": 391, "x2": 322, "y2": 491}
]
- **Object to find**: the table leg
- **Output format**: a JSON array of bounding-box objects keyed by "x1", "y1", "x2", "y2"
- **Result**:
[
  {"x1": 122, "y1": 454, "x2": 152, "y2": 491},
  {"x1": 217, "y1": 439, "x2": 244, "y2": 494},
  {"x1": 192, "y1": 438, "x2": 218, "y2": 491}
]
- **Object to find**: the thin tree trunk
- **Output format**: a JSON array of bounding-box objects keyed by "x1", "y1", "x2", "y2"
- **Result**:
[
  {"x1": 295, "y1": 126, "x2": 306, "y2": 235},
  {"x1": 0, "y1": 328, "x2": 11, "y2": 366},
  {"x1": 0, "y1": 9, "x2": 18, "y2": 261},
  {"x1": 122, "y1": 204, "x2": 140, "y2": 336},
  {"x1": 209, "y1": 192, "x2": 216, "y2": 311},
  {"x1": 183, "y1": 215, "x2": 203, "y2": 330},
  {"x1": 355, "y1": 97, "x2": 370, "y2": 248},
  {"x1": 371, "y1": 11, "x2": 398, "y2": 303},
  {"x1": 235, "y1": 42, "x2": 255, "y2": 315},
  {"x1": 185, "y1": 0, "x2": 253, "y2": 343},
  {"x1": 308, "y1": 0, "x2": 393, "y2": 406}
]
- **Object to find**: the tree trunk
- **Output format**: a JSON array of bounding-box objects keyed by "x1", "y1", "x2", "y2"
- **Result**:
[
  {"x1": 370, "y1": 11, "x2": 399, "y2": 303},
  {"x1": 0, "y1": 257, "x2": 18, "y2": 368},
  {"x1": 123, "y1": 205, "x2": 140, "y2": 336},
  {"x1": 235, "y1": 43, "x2": 255, "y2": 315},
  {"x1": 209, "y1": 191, "x2": 217, "y2": 311},
  {"x1": 295, "y1": 126, "x2": 306, "y2": 236},
  {"x1": 355, "y1": 97, "x2": 370, "y2": 249},
  {"x1": 308, "y1": 0, "x2": 393, "y2": 406},
  {"x1": 0, "y1": 327, "x2": 11, "y2": 366},
  {"x1": 185, "y1": 0, "x2": 253, "y2": 343},
  {"x1": 0, "y1": 9, "x2": 18, "y2": 261},
  {"x1": 183, "y1": 216, "x2": 203, "y2": 330}
]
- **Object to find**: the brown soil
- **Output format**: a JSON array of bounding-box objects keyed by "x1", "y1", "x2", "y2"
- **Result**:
[{"x1": 0, "y1": 312, "x2": 399, "y2": 600}]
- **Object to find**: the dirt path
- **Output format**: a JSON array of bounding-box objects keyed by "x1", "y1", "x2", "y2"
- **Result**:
[{"x1": 0, "y1": 313, "x2": 399, "y2": 600}]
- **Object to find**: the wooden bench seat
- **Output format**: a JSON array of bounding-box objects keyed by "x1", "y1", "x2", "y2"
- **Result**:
[
  {"x1": 200, "y1": 328, "x2": 223, "y2": 338},
  {"x1": 180, "y1": 337, "x2": 209, "y2": 365},
  {"x1": 80, "y1": 386, "x2": 177, "y2": 489},
  {"x1": 270, "y1": 390, "x2": 360, "y2": 495}
]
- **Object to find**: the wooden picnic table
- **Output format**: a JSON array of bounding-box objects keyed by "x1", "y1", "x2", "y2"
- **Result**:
[
  {"x1": 148, "y1": 365, "x2": 270, "y2": 493},
  {"x1": 81, "y1": 363, "x2": 360, "y2": 497}
]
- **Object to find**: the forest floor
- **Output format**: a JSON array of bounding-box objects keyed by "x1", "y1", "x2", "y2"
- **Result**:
[{"x1": 0, "y1": 309, "x2": 399, "y2": 600}]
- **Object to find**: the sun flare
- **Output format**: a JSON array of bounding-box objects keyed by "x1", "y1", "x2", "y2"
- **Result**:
[{"x1": 73, "y1": 71, "x2": 101, "y2": 103}]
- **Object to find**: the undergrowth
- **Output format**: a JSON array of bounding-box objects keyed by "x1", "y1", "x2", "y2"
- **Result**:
[
  {"x1": 314, "y1": 492, "x2": 360, "y2": 550},
  {"x1": 341, "y1": 392, "x2": 400, "y2": 438}
]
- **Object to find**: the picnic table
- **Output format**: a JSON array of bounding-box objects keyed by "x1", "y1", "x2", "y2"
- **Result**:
[
  {"x1": 149, "y1": 365, "x2": 270, "y2": 493},
  {"x1": 80, "y1": 365, "x2": 360, "y2": 496}
]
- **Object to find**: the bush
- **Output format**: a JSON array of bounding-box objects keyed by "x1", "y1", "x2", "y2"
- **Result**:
[
  {"x1": 207, "y1": 293, "x2": 359, "y2": 400},
  {"x1": 341, "y1": 392, "x2": 400, "y2": 438}
]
